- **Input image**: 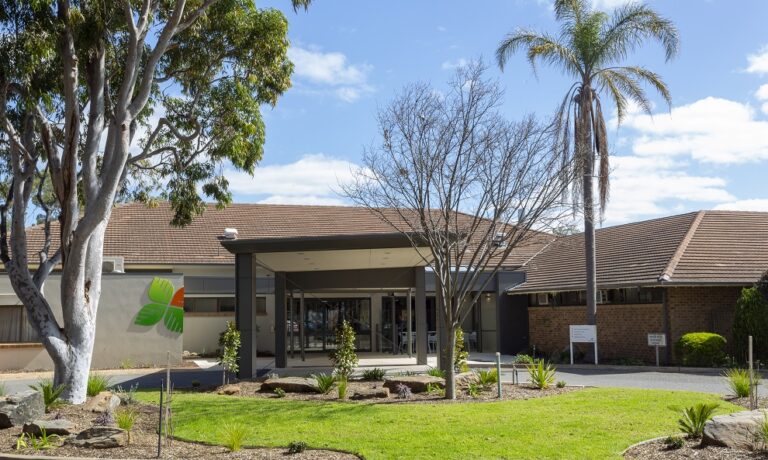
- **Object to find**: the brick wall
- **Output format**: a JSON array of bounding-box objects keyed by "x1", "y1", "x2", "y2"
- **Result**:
[
  {"x1": 528, "y1": 304, "x2": 665, "y2": 363},
  {"x1": 667, "y1": 286, "x2": 744, "y2": 358}
]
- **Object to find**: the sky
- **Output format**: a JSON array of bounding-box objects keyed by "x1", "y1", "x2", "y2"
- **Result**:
[{"x1": 224, "y1": 0, "x2": 768, "y2": 227}]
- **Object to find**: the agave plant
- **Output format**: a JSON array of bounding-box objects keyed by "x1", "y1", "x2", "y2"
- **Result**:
[{"x1": 527, "y1": 360, "x2": 556, "y2": 390}]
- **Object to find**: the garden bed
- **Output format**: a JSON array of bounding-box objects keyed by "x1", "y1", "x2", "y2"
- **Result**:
[
  {"x1": 623, "y1": 436, "x2": 763, "y2": 459},
  {"x1": 0, "y1": 400, "x2": 358, "y2": 459},
  {"x1": 210, "y1": 379, "x2": 579, "y2": 403}
]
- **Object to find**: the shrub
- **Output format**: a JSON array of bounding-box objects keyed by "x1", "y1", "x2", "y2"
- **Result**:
[
  {"x1": 677, "y1": 332, "x2": 726, "y2": 367},
  {"x1": 330, "y1": 320, "x2": 358, "y2": 380},
  {"x1": 466, "y1": 382, "x2": 480, "y2": 398},
  {"x1": 425, "y1": 383, "x2": 445, "y2": 396},
  {"x1": 273, "y1": 388, "x2": 286, "y2": 398},
  {"x1": 191, "y1": 380, "x2": 201, "y2": 389},
  {"x1": 663, "y1": 435, "x2": 684, "y2": 450},
  {"x1": 556, "y1": 380, "x2": 567, "y2": 389},
  {"x1": 114, "y1": 383, "x2": 139, "y2": 405},
  {"x1": 675, "y1": 402, "x2": 719, "y2": 438},
  {"x1": 87, "y1": 373, "x2": 112, "y2": 397},
  {"x1": 395, "y1": 383, "x2": 412, "y2": 399},
  {"x1": 528, "y1": 360, "x2": 556, "y2": 390},
  {"x1": 29, "y1": 380, "x2": 67, "y2": 411},
  {"x1": 115, "y1": 407, "x2": 138, "y2": 444},
  {"x1": 723, "y1": 368, "x2": 760, "y2": 398},
  {"x1": 362, "y1": 368, "x2": 386, "y2": 381},
  {"x1": 288, "y1": 441, "x2": 307, "y2": 454},
  {"x1": 733, "y1": 284, "x2": 768, "y2": 363},
  {"x1": 218, "y1": 321, "x2": 241, "y2": 384},
  {"x1": 15, "y1": 429, "x2": 60, "y2": 451},
  {"x1": 454, "y1": 328, "x2": 469, "y2": 372},
  {"x1": 427, "y1": 367, "x2": 446, "y2": 378},
  {"x1": 312, "y1": 373, "x2": 336, "y2": 394},
  {"x1": 753, "y1": 412, "x2": 768, "y2": 450},
  {"x1": 220, "y1": 422, "x2": 248, "y2": 452},
  {"x1": 93, "y1": 410, "x2": 115, "y2": 426},
  {"x1": 476, "y1": 369, "x2": 498, "y2": 388},
  {"x1": 513, "y1": 354, "x2": 533, "y2": 364},
  {"x1": 119, "y1": 358, "x2": 134, "y2": 369},
  {"x1": 337, "y1": 378, "x2": 348, "y2": 400}
]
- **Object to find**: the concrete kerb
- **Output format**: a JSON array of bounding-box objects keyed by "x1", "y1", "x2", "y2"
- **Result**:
[{"x1": 620, "y1": 435, "x2": 673, "y2": 457}]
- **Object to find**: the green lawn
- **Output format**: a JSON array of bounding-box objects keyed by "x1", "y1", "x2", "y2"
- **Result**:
[{"x1": 138, "y1": 388, "x2": 739, "y2": 459}]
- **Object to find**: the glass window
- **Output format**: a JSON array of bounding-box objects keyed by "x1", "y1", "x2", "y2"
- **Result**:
[
  {"x1": 185, "y1": 297, "x2": 238, "y2": 313},
  {"x1": 0, "y1": 306, "x2": 39, "y2": 343},
  {"x1": 254, "y1": 297, "x2": 267, "y2": 316}
]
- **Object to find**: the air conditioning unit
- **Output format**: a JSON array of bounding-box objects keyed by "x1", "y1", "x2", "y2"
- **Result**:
[
  {"x1": 222, "y1": 228, "x2": 239, "y2": 240},
  {"x1": 102, "y1": 256, "x2": 125, "y2": 274},
  {"x1": 596, "y1": 290, "x2": 609, "y2": 304},
  {"x1": 492, "y1": 232, "x2": 507, "y2": 248},
  {"x1": 536, "y1": 293, "x2": 549, "y2": 305}
]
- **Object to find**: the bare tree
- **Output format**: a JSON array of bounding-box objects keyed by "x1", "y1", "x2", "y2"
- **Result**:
[{"x1": 344, "y1": 63, "x2": 569, "y2": 399}]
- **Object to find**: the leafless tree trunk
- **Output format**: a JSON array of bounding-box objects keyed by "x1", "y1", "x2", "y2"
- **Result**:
[{"x1": 344, "y1": 62, "x2": 569, "y2": 399}]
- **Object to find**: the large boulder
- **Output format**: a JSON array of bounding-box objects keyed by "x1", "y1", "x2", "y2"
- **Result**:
[
  {"x1": 84, "y1": 391, "x2": 121, "y2": 414},
  {"x1": 702, "y1": 410, "x2": 765, "y2": 450},
  {"x1": 455, "y1": 372, "x2": 479, "y2": 386},
  {"x1": 217, "y1": 384, "x2": 242, "y2": 396},
  {"x1": 261, "y1": 377, "x2": 319, "y2": 393},
  {"x1": 0, "y1": 390, "x2": 44, "y2": 429},
  {"x1": 383, "y1": 376, "x2": 444, "y2": 393},
  {"x1": 23, "y1": 419, "x2": 76, "y2": 436},
  {"x1": 351, "y1": 388, "x2": 390, "y2": 400},
  {"x1": 68, "y1": 426, "x2": 128, "y2": 448}
]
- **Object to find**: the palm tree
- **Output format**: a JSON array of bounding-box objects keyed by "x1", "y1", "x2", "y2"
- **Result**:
[{"x1": 496, "y1": 0, "x2": 678, "y2": 332}]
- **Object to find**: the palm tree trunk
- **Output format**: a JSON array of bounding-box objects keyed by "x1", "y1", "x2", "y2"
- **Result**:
[{"x1": 579, "y1": 86, "x2": 598, "y2": 363}]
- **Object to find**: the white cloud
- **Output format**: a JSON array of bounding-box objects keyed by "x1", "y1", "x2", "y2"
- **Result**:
[
  {"x1": 757, "y1": 84, "x2": 768, "y2": 115},
  {"x1": 620, "y1": 97, "x2": 768, "y2": 164},
  {"x1": 590, "y1": 0, "x2": 631, "y2": 10},
  {"x1": 287, "y1": 46, "x2": 373, "y2": 102},
  {"x1": 714, "y1": 199, "x2": 768, "y2": 212},
  {"x1": 603, "y1": 155, "x2": 734, "y2": 224},
  {"x1": 441, "y1": 58, "x2": 468, "y2": 70},
  {"x1": 746, "y1": 45, "x2": 768, "y2": 75},
  {"x1": 226, "y1": 154, "x2": 356, "y2": 205}
]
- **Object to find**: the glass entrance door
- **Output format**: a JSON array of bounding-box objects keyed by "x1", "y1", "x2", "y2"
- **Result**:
[
  {"x1": 292, "y1": 297, "x2": 372, "y2": 352},
  {"x1": 381, "y1": 296, "x2": 414, "y2": 354}
]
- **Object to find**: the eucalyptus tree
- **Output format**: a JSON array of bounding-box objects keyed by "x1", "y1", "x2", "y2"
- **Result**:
[
  {"x1": 344, "y1": 63, "x2": 568, "y2": 399},
  {"x1": 0, "y1": 0, "x2": 309, "y2": 403},
  {"x1": 496, "y1": 0, "x2": 678, "y2": 328}
]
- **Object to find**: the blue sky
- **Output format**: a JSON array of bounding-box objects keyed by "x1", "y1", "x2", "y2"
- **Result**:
[{"x1": 224, "y1": 0, "x2": 768, "y2": 226}]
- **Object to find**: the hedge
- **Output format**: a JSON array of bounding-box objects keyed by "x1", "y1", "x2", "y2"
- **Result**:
[{"x1": 677, "y1": 332, "x2": 726, "y2": 367}]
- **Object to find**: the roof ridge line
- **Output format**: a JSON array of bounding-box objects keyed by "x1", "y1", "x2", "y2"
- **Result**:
[{"x1": 658, "y1": 210, "x2": 706, "y2": 282}]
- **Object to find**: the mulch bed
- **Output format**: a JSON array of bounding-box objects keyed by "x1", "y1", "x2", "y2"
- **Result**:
[
  {"x1": 623, "y1": 437, "x2": 765, "y2": 459},
  {"x1": 0, "y1": 401, "x2": 358, "y2": 459},
  {"x1": 212, "y1": 380, "x2": 579, "y2": 403}
]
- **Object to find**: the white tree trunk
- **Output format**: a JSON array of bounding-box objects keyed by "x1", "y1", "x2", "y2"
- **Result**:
[{"x1": 443, "y1": 325, "x2": 457, "y2": 400}]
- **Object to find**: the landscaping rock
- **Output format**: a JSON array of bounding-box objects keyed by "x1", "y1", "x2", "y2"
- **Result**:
[
  {"x1": 217, "y1": 384, "x2": 242, "y2": 396},
  {"x1": 455, "y1": 372, "x2": 479, "y2": 386},
  {"x1": 383, "y1": 376, "x2": 444, "y2": 393},
  {"x1": 83, "y1": 391, "x2": 121, "y2": 414},
  {"x1": 68, "y1": 426, "x2": 128, "y2": 448},
  {"x1": 702, "y1": 410, "x2": 764, "y2": 449},
  {"x1": 261, "y1": 377, "x2": 319, "y2": 393},
  {"x1": 0, "y1": 390, "x2": 44, "y2": 429},
  {"x1": 351, "y1": 388, "x2": 390, "y2": 400},
  {"x1": 23, "y1": 419, "x2": 76, "y2": 436}
]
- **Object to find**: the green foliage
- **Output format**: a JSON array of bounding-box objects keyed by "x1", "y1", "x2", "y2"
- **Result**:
[
  {"x1": 114, "y1": 383, "x2": 139, "y2": 405},
  {"x1": 528, "y1": 360, "x2": 557, "y2": 390},
  {"x1": 15, "y1": 429, "x2": 61, "y2": 451},
  {"x1": 677, "y1": 333, "x2": 727, "y2": 367},
  {"x1": 427, "y1": 367, "x2": 446, "y2": 378},
  {"x1": 119, "y1": 359, "x2": 134, "y2": 369},
  {"x1": 426, "y1": 383, "x2": 445, "y2": 397},
  {"x1": 312, "y1": 373, "x2": 336, "y2": 394},
  {"x1": 87, "y1": 373, "x2": 112, "y2": 397},
  {"x1": 556, "y1": 380, "x2": 567, "y2": 389},
  {"x1": 466, "y1": 382, "x2": 480, "y2": 398},
  {"x1": 663, "y1": 435, "x2": 684, "y2": 450},
  {"x1": 218, "y1": 321, "x2": 241, "y2": 377},
  {"x1": 220, "y1": 422, "x2": 248, "y2": 452},
  {"x1": 330, "y1": 320, "x2": 358, "y2": 380},
  {"x1": 512, "y1": 354, "x2": 534, "y2": 364},
  {"x1": 723, "y1": 368, "x2": 760, "y2": 398},
  {"x1": 675, "y1": 402, "x2": 719, "y2": 438},
  {"x1": 337, "y1": 378, "x2": 348, "y2": 400},
  {"x1": 273, "y1": 388, "x2": 286, "y2": 398},
  {"x1": 454, "y1": 328, "x2": 469, "y2": 372},
  {"x1": 29, "y1": 380, "x2": 67, "y2": 411},
  {"x1": 362, "y1": 368, "x2": 386, "y2": 381},
  {"x1": 754, "y1": 412, "x2": 768, "y2": 450},
  {"x1": 395, "y1": 383, "x2": 412, "y2": 399},
  {"x1": 733, "y1": 284, "x2": 768, "y2": 363},
  {"x1": 288, "y1": 441, "x2": 307, "y2": 454},
  {"x1": 476, "y1": 369, "x2": 498, "y2": 388},
  {"x1": 116, "y1": 407, "x2": 138, "y2": 444}
]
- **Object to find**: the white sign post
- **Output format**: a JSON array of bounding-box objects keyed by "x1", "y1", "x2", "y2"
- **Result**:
[
  {"x1": 647, "y1": 333, "x2": 667, "y2": 367},
  {"x1": 569, "y1": 325, "x2": 598, "y2": 365}
]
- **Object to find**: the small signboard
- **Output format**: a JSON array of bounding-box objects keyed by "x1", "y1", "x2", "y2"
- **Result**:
[
  {"x1": 648, "y1": 333, "x2": 667, "y2": 367},
  {"x1": 569, "y1": 325, "x2": 598, "y2": 365}
]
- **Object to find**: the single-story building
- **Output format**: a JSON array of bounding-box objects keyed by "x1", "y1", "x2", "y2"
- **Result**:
[
  {"x1": 508, "y1": 210, "x2": 768, "y2": 364},
  {"x1": 2, "y1": 204, "x2": 764, "y2": 371}
]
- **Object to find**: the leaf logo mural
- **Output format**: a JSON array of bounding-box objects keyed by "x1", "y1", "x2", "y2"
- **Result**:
[{"x1": 135, "y1": 277, "x2": 184, "y2": 333}]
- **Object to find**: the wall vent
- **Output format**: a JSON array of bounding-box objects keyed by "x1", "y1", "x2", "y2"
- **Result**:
[
  {"x1": 102, "y1": 256, "x2": 124, "y2": 274},
  {"x1": 222, "y1": 228, "x2": 239, "y2": 240}
]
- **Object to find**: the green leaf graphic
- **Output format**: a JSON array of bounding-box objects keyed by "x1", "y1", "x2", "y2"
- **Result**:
[
  {"x1": 135, "y1": 303, "x2": 167, "y2": 326},
  {"x1": 147, "y1": 277, "x2": 174, "y2": 305},
  {"x1": 163, "y1": 307, "x2": 184, "y2": 333}
]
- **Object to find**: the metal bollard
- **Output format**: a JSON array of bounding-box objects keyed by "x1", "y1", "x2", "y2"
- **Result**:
[{"x1": 496, "y1": 352, "x2": 502, "y2": 399}]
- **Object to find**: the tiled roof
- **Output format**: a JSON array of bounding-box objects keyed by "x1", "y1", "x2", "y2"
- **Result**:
[
  {"x1": 24, "y1": 202, "x2": 550, "y2": 267},
  {"x1": 509, "y1": 210, "x2": 768, "y2": 293}
]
